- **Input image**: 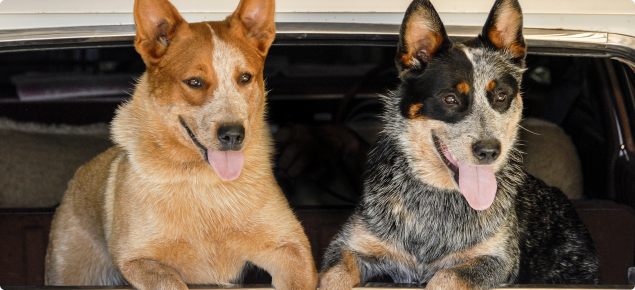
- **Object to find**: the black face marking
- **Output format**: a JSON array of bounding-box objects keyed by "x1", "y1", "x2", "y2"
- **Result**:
[
  {"x1": 486, "y1": 74, "x2": 519, "y2": 113},
  {"x1": 179, "y1": 116, "x2": 210, "y2": 164},
  {"x1": 444, "y1": 94, "x2": 458, "y2": 105},
  {"x1": 399, "y1": 48, "x2": 474, "y2": 123}
]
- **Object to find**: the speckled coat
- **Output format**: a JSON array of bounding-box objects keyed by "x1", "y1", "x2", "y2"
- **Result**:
[{"x1": 319, "y1": 0, "x2": 600, "y2": 289}]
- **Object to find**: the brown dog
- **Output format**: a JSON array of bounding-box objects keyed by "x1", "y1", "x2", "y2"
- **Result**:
[{"x1": 44, "y1": 0, "x2": 318, "y2": 289}]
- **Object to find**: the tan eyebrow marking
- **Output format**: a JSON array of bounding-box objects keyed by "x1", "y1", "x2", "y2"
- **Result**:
[
  {"x1": 456, "y1": 82, "x2": 470, "y2": 94},
  {"x1": 487, "y1": 80, "x2": 497, "y2": 92}
]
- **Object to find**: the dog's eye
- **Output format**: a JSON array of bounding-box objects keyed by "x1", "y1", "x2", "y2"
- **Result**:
[
  {"x1": 496, "y1": 93, "x2": 507, "y2": 102},
  {"x1": 444, "y1": 95, "x2": 458, "y2": 104},
  {"x1": 184, "y1": 78, "x2": 203, "y2": 88},
  {"x1": 240, "y1": 73, "x2": 252, "y2": 84}
]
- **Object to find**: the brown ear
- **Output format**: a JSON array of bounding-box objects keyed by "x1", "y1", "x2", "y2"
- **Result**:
[
  {"x1": 232, "y1": 0, "x2": 276, "y2": 56},
  {"x1": 481, "y1": 0, "x2": 526, "y2": 59},
  {"x1": 395, "y1": 0, "x2": 451, "y2": 74},
  {"x1": 134, "y1": 0, "x2": 185, "y2": 65}
]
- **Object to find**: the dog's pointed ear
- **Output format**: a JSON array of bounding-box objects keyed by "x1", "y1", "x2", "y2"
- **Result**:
[
  {"x1": 134, "y1": 0, "x2": 185, "y2": 65},
  {"x1": 395, "y1": 0, "x2": 451, "y2": 75},
  {"x1": 481, "y1": 0, "x2": 526, "y2": 61},
  {"x1": 233, "y1": 0, "x2": 276, "y2": 56}
]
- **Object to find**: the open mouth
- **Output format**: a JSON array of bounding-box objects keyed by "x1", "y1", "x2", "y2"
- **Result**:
[
  {"x1": 179, "y1": 116, "x2": 245, "y2": 181},
  {"x1": 430, "y1": 133, "x2": 498, "y2": 211},
  {"x1": 432, "y1": 134, "x2": 459, "y2": 184},
  {"x1": 179, "y1": 116, "x2": 210, "y2": 164}
]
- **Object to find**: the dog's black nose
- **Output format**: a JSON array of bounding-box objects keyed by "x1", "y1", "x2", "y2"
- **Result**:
[
  {"x1": 472, "y1": 139, "x2": 501, "y2": 164},
  {"x1": 217, "y1": 124, "x2": 245, "y2": 150}
]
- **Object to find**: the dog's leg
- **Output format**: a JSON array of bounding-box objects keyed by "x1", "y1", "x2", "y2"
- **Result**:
[
  {"x1": 426, "y1": 256, "x2": 509, "y2": 290},
  {"x1": 118, "y1": 259, "x2": 188, "y2": 290},
  {"x1": 320, "y1": 217, "x2": 363, "y2": 290},
  {"x1": 320, "y1": 249, "x2": 362, "y2": 290},
  {"x1": 46, "y1": 209, "x2": 121, "y2": 285},
  {"x1": 320, "y1": 217, "x2": 418, "y2": 290},
  {"x1": 250, "y1": 241, "x2": 318, "y2": 290}
]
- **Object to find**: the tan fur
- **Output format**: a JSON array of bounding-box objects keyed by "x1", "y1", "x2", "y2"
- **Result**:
[
  {"x1": 425, "y1": 229, "x2": 511, "y2": 290},
  {"x1": 319, "y1": 218, "x2": 417, "y2": 290},
  {"x1": 457, "y1": 82, "x2": 470, "y2": 95},
  {"x1": 319, "y1": 252, "x2": 361, "y2": 290},
  {"x1": 486, "y1": 80, "x2": 496, "y2": 92},
  {"x1": 45, "y1": 0, "x2": 318, "y2": 289},
  {"x1": 401, "y1": 7, "x2": 444, "y2": 68},
  {"x1": 408, "y1": 103, "x2": 424, "y2": 119},
  {"x1": 487, "y1": 2, "x2": 524, "y2": 58},
  {"x1": 429, "y1": 230, "x2": 508, "y2": 270},
  {"x1": 505, "y1": 95, "x2": 524, "y2": 145},
  {"x1": 405, "y1": 118, "x2": 456, "y2": 191},
  {"x1": 427, "y1": 269, "x2": 471, "y2": 290},
  {"x1": 348, "y1": 218, "x2": 417, "y2": 267}
]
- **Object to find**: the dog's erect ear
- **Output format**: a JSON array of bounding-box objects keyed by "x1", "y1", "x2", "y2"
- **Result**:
[
  {"x1": 233, "y1": 0, "x2": 276, "y2": 56},
  {"x1": 395, "y1": 0, "x2": 451, "y2": 74},
  {"x1": 481, "y1": 0, "x2": 526, "y2": 60},
  {"x1": 134, "y1": 0, "x2": 185, "y2": 64}
]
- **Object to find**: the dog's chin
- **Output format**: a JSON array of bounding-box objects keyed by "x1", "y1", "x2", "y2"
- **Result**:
[{"x1": 179, "y1": 116, "x2": 245, "y2": 181}]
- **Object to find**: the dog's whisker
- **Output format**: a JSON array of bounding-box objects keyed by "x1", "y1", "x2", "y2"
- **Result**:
[{"x1": 518, "y1": 124, "x2": 540, "y2": 135}]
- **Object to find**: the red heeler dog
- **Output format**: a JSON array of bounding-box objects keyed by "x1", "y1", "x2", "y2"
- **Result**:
[{"x1": 45, "y1": 0, "x2": 318, "y2": 289}]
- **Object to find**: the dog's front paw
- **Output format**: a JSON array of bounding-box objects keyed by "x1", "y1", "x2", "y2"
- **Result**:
[
  {"x1": 319, "y1": 266, "x2": 359, "y2": 290},
  {"x1": 426, "y1": 269, "x2": 476, "y2": 290}
]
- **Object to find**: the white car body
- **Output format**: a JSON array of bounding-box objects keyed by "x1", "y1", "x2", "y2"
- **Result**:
[
  {"x1": 1, "y1": 0, "x2": 635, "y2": 37},
  {"x1": 1, "y1": 0, "x2": 635, "y2": 66}
]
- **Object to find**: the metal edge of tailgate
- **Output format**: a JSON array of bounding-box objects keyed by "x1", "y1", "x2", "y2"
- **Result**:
[
  {"x1": 0, "y1": 22, "x2": 633, "y2": 65},
  {"x1": 1, "y1": 23, "x2": 634, "y2": 100}
]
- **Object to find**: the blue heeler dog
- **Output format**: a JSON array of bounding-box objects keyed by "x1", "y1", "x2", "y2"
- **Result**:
[{"x1": 319, "y1": 0, "x2": 601, "y2": 289}]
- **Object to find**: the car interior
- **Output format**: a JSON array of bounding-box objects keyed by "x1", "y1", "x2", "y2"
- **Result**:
[{"x1": 1, "y1": 38, "x2": 635, "y2": 286}]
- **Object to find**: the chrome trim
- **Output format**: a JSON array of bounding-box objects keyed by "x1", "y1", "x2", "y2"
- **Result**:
[
  {"x1": 277, "y1": 22, "x2": 400, "y2": 35},
  {"x1": 0, "y1": 25, "x2": 135, "y2": 51},
  {"x1": 0, "y1": 22, "x2": 633, "y2": 61},
  {"x1": 608, "y1": 33, "x2": 635, "y2": 67}
]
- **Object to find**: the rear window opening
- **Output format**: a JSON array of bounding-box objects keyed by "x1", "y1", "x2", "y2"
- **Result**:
[{"x1": 0, "y1": 46, "x2": 616, "y2": 203}]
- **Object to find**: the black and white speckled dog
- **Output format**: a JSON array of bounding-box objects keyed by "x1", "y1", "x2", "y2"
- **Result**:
[{"x1": 319, "y1": 0, "x2": 600, "y2": 289}]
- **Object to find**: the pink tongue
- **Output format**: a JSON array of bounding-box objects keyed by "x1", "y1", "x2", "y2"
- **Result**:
[
  {"x1": 457, "y1": 160, "x2": 497, "y2": 211},
  {"x1": 207, "y1": 150, "x2": 245, "y2": 181}
]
